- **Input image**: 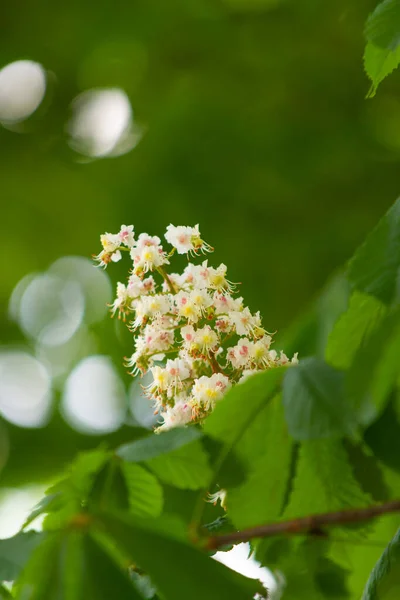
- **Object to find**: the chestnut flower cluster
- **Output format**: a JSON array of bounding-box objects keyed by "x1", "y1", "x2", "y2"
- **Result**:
[{"x1": 94, "y1": 224, "x2": 298, "y2": 431}]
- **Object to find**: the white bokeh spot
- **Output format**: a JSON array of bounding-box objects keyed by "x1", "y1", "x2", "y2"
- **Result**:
[
  {"x1": 67, "y1": 88, "x2": 141, "y2": 158},
  {"x1": 0, "y1": 60, "x2": 46, "y2": 123},
  {"x1": 62, "y1": 355, "x2": 126, "y2": 433},
  {"x1": 0, "y1": 351, "x2": 52, "y2": 428}
]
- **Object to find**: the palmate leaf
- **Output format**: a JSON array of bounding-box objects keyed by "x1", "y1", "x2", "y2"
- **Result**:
[
  {"x1": 347, "y1": 197, "x2": 400, "y2": 303},
  {"x1": 227, "y1": 394, "x2": 293, "y2": 528},
  {"x1": 361, "y1": 526, "x2": 400, "y2": 599},
  {"x1": 282, "y1": 357, "x2": 356, "y2": 440},
  {"x1": 365, "y1": 0, "x2": 400, "y2": 52}
]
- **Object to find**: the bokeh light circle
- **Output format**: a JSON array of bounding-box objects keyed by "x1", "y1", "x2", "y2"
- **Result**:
[
  {"x1": 0, "y1": 351, "x2": 52, "y2": 428},
  {"x1": 0, "y1": 60, "x2": 46, "y2": 123},
  {"x1": 62, "y1": 355, "x2": 127, "y2": 433}
]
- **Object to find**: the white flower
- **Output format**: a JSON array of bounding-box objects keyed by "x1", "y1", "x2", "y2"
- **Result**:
[
  {"x1": 157, "y1": 399, "x2": 192, "y2": 431},
  {"x1": 118, "y1": 224, "x2": 135, "y2": 248},
  {"x1": 190, "y1": 289, "x2": 213, "y2": 314},
  {"x1": 165, "y1": 224, "x2": 213, "y2": 255},
  {"x1": 191, "y1": 373, "x2": 230, "y2": 411},
  {"x1": 131, "y1": 244, "x2": 168, "y2": 274},
  {"x1": 148, "y1": 365, "x2": 170, "y2": 394},
  {"x1": 228, "y1": 307, "x2": 263, "y2": 337},
  {"x1": 227, "y1": 338, "x2": 254, "y2": 369},
  {"x1": 207, "y1": 264, "x2": 235, "y2": 292},
  {"x1": 143, "y1": 323, "x2": 174, "y2": 353},
  {"x1": 175, "y1": 291, "x2": 201, "y2": 323},
  {"x1": 110, "y1": 282, "x2": 129, "y2": 316},
  {"x1": 181, "y1": 263, "x2": 207, "y2": 289},
  {"x1": 135, "y1": 232, "x2": 162, "y2": 250},
  {"x1": 165, "y1": 358, "x2": 191, "y2": 389},
  {"x1": 101, "y1": 232, "x2": 120, "y2": 253},
  {"x1": 251, "y1": 336, "x2": 273, "y2": 367},
  {"x1": 213, "y1": 292, "x2": 243, "y2": 315},
  {"x1": 194, "y1": 325, "x2": 219, "y2": 355},
  {"x1": 94, "y1": 232, "x2": 122, "y2": 267},
  {"x1": 181, "y1": 325, "x2": 196, "y2": 346}
]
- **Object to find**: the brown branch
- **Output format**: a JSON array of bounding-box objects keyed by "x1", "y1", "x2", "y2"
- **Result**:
[{"x1": 206, "y1": 499, "x2": 400, "y2": 550}]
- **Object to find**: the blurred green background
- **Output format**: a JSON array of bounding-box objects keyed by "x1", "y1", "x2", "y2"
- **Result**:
[{"x1": 1, "y1": 0, "x2": 400, "y2": 518}]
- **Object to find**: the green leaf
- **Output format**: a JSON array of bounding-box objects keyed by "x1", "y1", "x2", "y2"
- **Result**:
[
  {"x1": 364, "y1": 42, "x2": 400, "y2": 97},
  {"x1": 117, "y1": 428, "x2": 202, "y2": 462},
  {"x1": 0, "y1": 532, "x2": 44, "y2": 582},
  {"x1": 268, "y1": 538, "x2": 350, "y2": 600},
  {"x1": 345, "y1": 311, "x2": 400, "y2": 425},
  {"x1": 325, "y1": 291, "x2": 387, "y2": 370},
  {"x1": 282, "y1": 357, "x2": 356, "y2": 440},
  {"x1": 42, "y1": 448, "x2": 112, "y2": 530},
  {"x1": 204, "y1": 368, "x2": 285, "y2": 445},
  {"x1": 68, "y1": 448, "x2": 112, "y2": 496},
  {"x1": 362, "y1": 526, "x2": 400, "y2": 599},
  {"x1": 22, "y1": 493, "x2": 62, "y2": 529},
  {"x1": 348, "y1": 197, "x2": 400, "y2": 302},
  {"x1": 97, "y1": 512, "x2": 263, "y2": 600},
  {"x1": 227, "y1": 394, "x2": 293, "y2": 528},
  {"x1": 15, "y1": 530, "x2": 145, "y2": 600},
  {"x1": 365, "y1": 395, "x2": 400, "y2": 473},
  {"x1": 365, "y1": 0, "x2": 400, "y2": 51},
  {"x1": 0, "y1": 585, "x2": 13, "y2": 599},
  {"x1": 146, "y1": 440, "x2": 212, "y2": 490},
  {"x1": 284, "y1": 439, "x2": 371, "y2": 522},
  {"x1": 121, "y1": 463, "x2": 163, "y2": 518}
]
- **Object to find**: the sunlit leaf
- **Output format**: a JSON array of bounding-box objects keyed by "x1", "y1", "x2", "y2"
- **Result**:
[
  {"x1": 121, "y1": 463, "x2": 163, "y2": 518},
  {"x1": 204, "y1": 368, "x2": 285, "y2": 445},
  {"x1": 325, "y1": 291, "x2": 387, "y2": 370},
  {"x1": 364, "y1": 42, "x2": 400, "y2": 97},
  {"x1": 146, "y1": 440, "x2": 212, "y2": 490},
  {"x1": 228, "y1": 394, "x2": 293, "y2": 528},
  {"x1": 284, "y1": 438, "x2": 371, "y2": 523}
]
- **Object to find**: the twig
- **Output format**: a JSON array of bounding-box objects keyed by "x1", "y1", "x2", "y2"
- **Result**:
[{"x1": 206, "y1": 499, "x2": 400, "y2": 550}]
